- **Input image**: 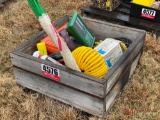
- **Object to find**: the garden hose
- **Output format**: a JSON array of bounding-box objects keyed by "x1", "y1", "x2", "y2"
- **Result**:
[
  {"x1": 72, "y1": 46, "x2": 108, "y2": 78},
  {"x1": 120, "y1": 42, "x2": 127, "y2": 52}
]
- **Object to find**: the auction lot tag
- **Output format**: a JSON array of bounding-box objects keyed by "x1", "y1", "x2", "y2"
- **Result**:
[
  {"x1": 141, "y1": 8, "x2": 156, "y2": 19},
  {"x1": 41, "y1": 64, "x2": 60, "y2": 81}
]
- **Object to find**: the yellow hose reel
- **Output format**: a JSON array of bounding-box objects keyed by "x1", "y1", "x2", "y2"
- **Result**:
[{"x1": 72, "y1": 46, "x2": 108, "y2": 78}]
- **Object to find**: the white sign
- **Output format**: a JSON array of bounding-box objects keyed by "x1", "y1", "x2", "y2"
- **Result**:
[
  {"x1": 41, "y1": 64, "x2": 60, "y2": 81},
  {"x1": 141, "y1": 8, "x2": 156, "y2": 19}
]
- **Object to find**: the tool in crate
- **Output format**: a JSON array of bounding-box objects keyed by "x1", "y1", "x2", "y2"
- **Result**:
[
  {"x1": 28, "y1": 0, "x2": 80, "y2": 71},
  {"x1": 82, "y1": 0, "x2": 160, "y2": 43}
]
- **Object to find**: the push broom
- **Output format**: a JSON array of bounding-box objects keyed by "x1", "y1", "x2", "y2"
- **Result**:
[{"x1": 28, "y1": 0, "x2": 80, "y2": 71}]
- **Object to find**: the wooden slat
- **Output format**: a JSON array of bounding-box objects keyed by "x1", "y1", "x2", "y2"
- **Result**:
[
  {"x1": 14, "y1": 67, "x2": 104, "y2": 117},
  {"x1": 129, "y1": 51, "x2": 142, "y2": 76},
  {"x1": 105, "y1": 78, "x2": 122, "y2": 112},
  {"x1": 10, "y1": 50, "x2": 104, "y2": 82},
  {"x1": 10, "y1": 51, "x2": 105, "y2": 98},
  {"x1": 104, "y1": 63, "x2": 131, "y2": 113},
  {"x1": 105, "y1": 39, "x2": 144, "y2": 94},
  {"x1": 105, "y1": 52, "x2": 140, "y2": 113},
  {"x1": 82, "y1": 18, "x2": 145, "y2": 95},
  {"x1": 11, "y1": 16, "x2": 146, "y2": 97},
  {"x1": 106, "y1": 50, "x2": 142, "y2": 97},
  {"x1": 83, "y1": 17, "x2": 145, "y2": 40},
  {"x1": 10, "y1": 14, "x2": 146, "y2": 117},
  {"x1": 104, "y1": 51, "x2": 142, "y2": 112}
]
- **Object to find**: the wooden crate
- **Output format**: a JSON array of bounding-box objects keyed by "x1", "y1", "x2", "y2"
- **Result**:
[{"x1": 10, "y1": 15, "x2": 146, "y2": 117}]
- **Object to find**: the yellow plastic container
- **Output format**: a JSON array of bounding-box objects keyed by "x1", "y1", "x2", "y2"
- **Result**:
[
  {"x1": 133, "y1": 0, "x2": 155, "y2": 7},
  {"x1": 37, "y1": 42, "x2": 48, "y2": 55}
]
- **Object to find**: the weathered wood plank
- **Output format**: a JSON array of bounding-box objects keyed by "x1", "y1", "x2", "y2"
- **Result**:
[
  {"x1": 14, "y1": 67, "x2": 104, "y2": 117},
  {"x1": 10, "y1": 50, "x2": 104, "y2": 82},
  {"x1": 10, "y1": 15, "x2": 146, "y2": 117},
  {"x1": 104, "y1": 66, "x2": 131, "y2": 113},
  {"x1": 10, "y1": 52, "x2": 105, "y2": 98},
  {"x1": 105, "y1": 79, "x2": 122, "y2": 112},
  {"x1": 83, "y1": 17, "x2": 144, "y2": 40},
  {"x1": 14, "y1": 16, "x2": 145, "y2": 54},
  {"x1": 105, "y1": 40, "x2": 144, "y2": 94},
  {"x1": 104, "y1": 51, "x2": 142, "y2": 111},
  {"x1": 129, "y1": 51, "x2": 142, "y2": 76},
  {"x1": 105, "y1": 58, "x2": 133, "y2": 112},
  {"x1": 11, "y1": 16, "x2": 146, "y2": 97}
]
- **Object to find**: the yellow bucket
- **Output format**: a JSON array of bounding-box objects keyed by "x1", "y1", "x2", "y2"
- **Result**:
[{"x1": 133, "y1": 0, "x2": 155, "y2": 7}]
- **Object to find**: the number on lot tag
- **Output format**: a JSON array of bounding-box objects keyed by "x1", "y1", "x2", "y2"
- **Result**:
[
  {"x1": 141, "y1": 8, "x2": 156, "y2": 19},
  {"x1": 41, "y1": 64, "x2": 60, "y2": 81}
]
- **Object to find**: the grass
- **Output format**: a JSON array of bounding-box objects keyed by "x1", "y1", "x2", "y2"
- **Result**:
[{"x1": 0, "y1": 0, "x2": 160, "y2": 119}]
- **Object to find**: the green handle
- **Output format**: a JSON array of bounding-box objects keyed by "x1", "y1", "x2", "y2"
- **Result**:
[{"x1": 28, "y1": 0, "x2": 46, "y2": 18}]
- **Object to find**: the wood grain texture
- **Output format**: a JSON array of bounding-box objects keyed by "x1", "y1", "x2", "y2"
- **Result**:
[
  {"x1": 10, "y1": 15, "x2": 146, "y2": 117},
  {"x1": 10, "y1": 16, "x2": 146, "y2": 97},
  {"x1": 129, "y1": 51, "x2": 142, "y2": 76},
  {"x1": 14, "y1": 67, "x2": 104, "y2": 117},
  {"x1": 83, "y1": 17, "x2": 146, "y2": 40},
  {"x1": 105, "y1": 80, "x2": 121, "y2": 112},
  {"x1": 105, "y1": 45, "x2": 143, "y2": 94},
  {"x1": 69, "y1": 17, "x2": 145, "y2": 94},
  {"x1": 10, "y1": 52, "x2": 105, "y2": 98}
]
